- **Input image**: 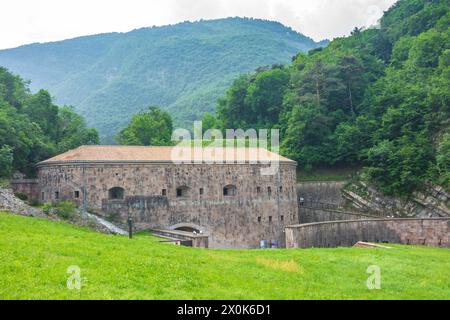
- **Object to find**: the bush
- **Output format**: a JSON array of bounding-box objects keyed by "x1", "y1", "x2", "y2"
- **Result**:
[
  {"x1": 29, "y1": 199, "x2": 42, "y2": 207},
  {"x1": 436, "y1": 133, "x2": 450, "y2": 189},
  {"x1": 0, "y1": 145, "x2": 13, "y2": 178},
  {"x1": 14, "y1": 192, "x2": 28, "y2": 201},
  {"x1": 42, "y1": 201, "x2": 77, "y2": 220}
]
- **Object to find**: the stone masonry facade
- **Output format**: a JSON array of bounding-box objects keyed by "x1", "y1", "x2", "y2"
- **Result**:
[{"x1": 37, "y1": 154, "x2": 298, "y2": 249}]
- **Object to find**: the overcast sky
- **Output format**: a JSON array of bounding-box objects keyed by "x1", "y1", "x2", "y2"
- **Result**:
[{"x1": 0, "y1": 0, "x2": 398, "y2": 50}]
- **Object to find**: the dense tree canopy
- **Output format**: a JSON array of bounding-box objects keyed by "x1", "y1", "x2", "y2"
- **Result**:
[
  {"x1": 117, "y1": 107, "x2": 173, "y2": 146},
  {"x1": 0, "y1": 67, "x2": 99, "y2": 178},
  {"x1": 211, "y1": 0, "x2": 449, "y2": 195},
  {"x1": 215, "y1": 66, "x2": 290, "y2": 129}
]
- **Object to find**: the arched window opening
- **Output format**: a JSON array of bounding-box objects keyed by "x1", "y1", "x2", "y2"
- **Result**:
[
  {"x1": 176, "y1": 186, "x2": 189, "y2": 198},
  {"x1": 109, "y1": 187, "x2": 125, "y2": 200},
  {"x1": 223, "y1": 185, "x2": 237, "y2": 197}
]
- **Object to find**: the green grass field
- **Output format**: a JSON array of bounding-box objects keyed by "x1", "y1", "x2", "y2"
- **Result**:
[{"x1": 0, "y1": 212, "x2": 449, "y2": 300}]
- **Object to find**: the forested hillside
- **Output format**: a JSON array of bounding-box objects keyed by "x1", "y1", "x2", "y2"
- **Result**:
[
  {"x1": 0, "y1": 67, "x2": 98, "y2": 178},
  {"x1": 212, "y1": 0, "x2": 449, "y2": 196},
  {"x1": 0, "y1": 18, "x2": 326, "y2": 142}
]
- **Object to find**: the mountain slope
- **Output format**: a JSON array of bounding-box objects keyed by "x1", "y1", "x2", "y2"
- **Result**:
[
  {"x1": 213, "y1": 0, "x2": 449, "y2": 195},
  {"x1": 0, "y1": 18, "x2": 326, "y2": 142}
]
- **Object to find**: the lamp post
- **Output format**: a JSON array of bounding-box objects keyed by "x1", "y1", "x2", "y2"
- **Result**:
[{"x1": 127, "y1": 216, "x2": 133, "y2": 239}]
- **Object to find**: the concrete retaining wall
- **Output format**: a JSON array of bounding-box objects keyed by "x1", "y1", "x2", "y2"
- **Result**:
[
  {"x1": 285, "y1": 218, "x2": 450, "y2": 248},
  {"x1": 299, "y1": 206, "x2": 379, "y2": 224},
  {"x1": 297, "y1": 181, "x2": 347, "y2": 206}
]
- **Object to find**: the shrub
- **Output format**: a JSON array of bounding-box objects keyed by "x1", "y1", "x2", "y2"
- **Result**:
[
  {"x1": 42, "y1": 201, "x2": 77, "y2": 220},
  {"x1": 14, "y1": 192, "x2": 28, "y2": 201},
  {"x1": 29, "y1": 199, "x2": 42, "y2": 207}
]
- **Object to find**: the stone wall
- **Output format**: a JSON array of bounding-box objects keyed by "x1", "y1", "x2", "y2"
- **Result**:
[
  {"x1": 37, "y1": 162, "x2": 298, "y2": 249},
  {"x1": 343, "y1": 181, "x2": 450, "y2": 218},
  {"x1": 285, "y1": 218, "x2": 450, "y2": 248},
  {"x1": 296, "y1": 181, "x2": 385, "y2": 223},
  {"x1": 297, "y1": 181, "x2": 347, "y2": 206},
  {"x1": 10, "y1": 178, "x2": 39, "y2": 201},
  {"x1": 298, "y1": 206, "x2": 379, "y2": 224}
]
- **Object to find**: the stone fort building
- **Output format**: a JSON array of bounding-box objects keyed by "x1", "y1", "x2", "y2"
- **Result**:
[{"x1": 35, "y1": 146, "x2": 299, "y2": 248}]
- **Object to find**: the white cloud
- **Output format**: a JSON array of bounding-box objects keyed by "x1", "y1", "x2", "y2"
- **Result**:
[{"x1": 0, "y1": 0, "x2": 398, "y2": 49}]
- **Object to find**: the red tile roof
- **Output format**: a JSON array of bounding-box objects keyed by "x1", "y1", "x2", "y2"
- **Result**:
[{"x1": 38, "y1": 146, "x2": 296, "y2": 165}]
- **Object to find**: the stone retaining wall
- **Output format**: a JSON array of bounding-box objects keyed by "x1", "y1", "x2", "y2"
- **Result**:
[
  {"x1": 10, "y1": 179, "x2": 39, "y2": 201},
  {"x1": 297, "y1": 181, "x2": 347, "y2": 206},
  {"x1": 298, "y1": 206, "x2": 379, "y2": 224},
  {"x1": 285, "y1": 218, "x2": 450, "y2": 248}
]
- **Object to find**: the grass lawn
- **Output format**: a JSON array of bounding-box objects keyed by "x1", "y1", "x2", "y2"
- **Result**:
[{"x1": 0, "y1": 212, "x2": 449, "y2": 300}]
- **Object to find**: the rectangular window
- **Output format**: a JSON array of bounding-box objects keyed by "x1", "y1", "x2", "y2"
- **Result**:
[
  {"x1": 55, "y1": 191, "x2": 59, "y2": 200},
  {"x1": 257, "y1": 187, "x2": 261, "y2": 194},
  {"x1": 280, "y1": 215, "x2": 284, "y2": 222},
  {"x1": 74, "y1": 191, "x2": 80, "y2": 199},
  {"x1": 279, "y1": 186, "x2": 283, "y2": 193},
  {"x1": 224, "y1": 185, "x2": 237, "y2": 196},
  {"x1": 269, "y1": 216, "x2": 273, "y2": 223},
  {"x1": 200, "y1": 188, "x2": 204, "y2": 195},
  {"x1": 162, "y1": 189, "x2": 167, "y2": 196},
  {"x1": 258, "y1": 217, "x2": 262, "y2": 223},
  {"x1": 268, "y1": 187, "x2": 272, "y2": 195}
]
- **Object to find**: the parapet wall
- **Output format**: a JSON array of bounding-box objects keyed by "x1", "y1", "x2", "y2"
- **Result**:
[{"x1": 285, "y1": 218, "x2": 450, "y2": 248}]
